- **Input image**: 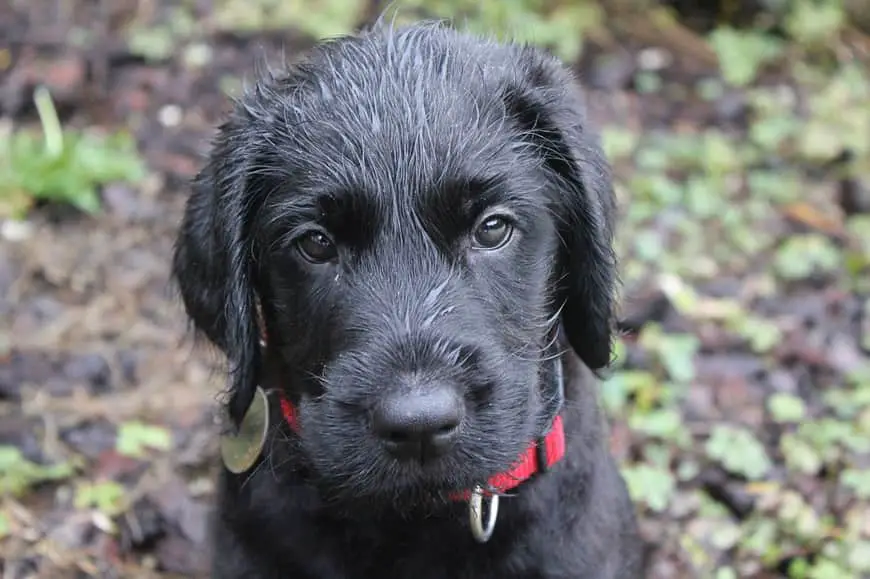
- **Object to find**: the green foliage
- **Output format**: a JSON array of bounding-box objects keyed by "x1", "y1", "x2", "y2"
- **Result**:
[
  {"x1": 0, "y1": 446, "x2": 75, "y2": 496},
  {"x1": 126, "y1": 7, "x2": 197, "y2": 62},
  {"x1": 213, "y1": 0, "x2": 367, "y2": 39},
  {"x1": 797, "y1": 64, "x2": 870, "y2": 162},
  {"x1": 784, "y1": 0, "x2": 846, "y2": 47},
  {"x1": 798, "y1": 417, "x2": 870, "y2": 459},
  {"x1": 780, "y1": 433, "x2": 823, "y2": 475},
  {"x1": 116, "y1": 421, "x2": 173, "y2": 458},
  {"x1": 600, "y1": 127, "x2": 639, "y2": 162},
  {"x1": 768, "y1": 393, "x2": 808, "y2": 423},
  {"x1": 841, "y1": 468, "x2": 870, "y2": 499},
  {"x1": 590, "y1": 3, "x2": 870, "y2": 577},
  {"x1": 596, "y1": 5, "x2": 869, "y2": 575},
  {"x1": 638, "y1": 325, "x2": 700, "y2": 385},
  {"x1": 657, "y1": 275, "x2": 782, "y2": 356},
  {"x1": 735, "y1": 481, "x2": 870, "y2": 579},
  {"x1": 0, "y1": 87, "x2": 145, "y2": 219},
  {"x1": 74, "y1": 480, "x2": 128, "y2": 516},
  {"x1": 846, "y1": 217, "x2": 870, "y2": 287},
  {"x1": 774, "y1": 234, "x2": 842, "y2": 281},
  {"x1": 391, "y1": 0, "x2": 602, "y2": 62},
  {"x1": 601, "y1": 369, "x2": 659, "y2": 415},
  {"x1": 213, "y1": 0, "x2": 604, "y2": 60},
  {"x1": 709, "y1": 27, "x2": 783, "y2": 87},
  {"x1": 705, "y1": 425, "x2": 772, "y2": 480},
  {"x1": 728, "y1": 313, "x2": 783, "y2": 354},
  {"x1": 622, "y1": 463, "x2": 676, "y2": 513},
  {"x1": 629, "y1": 408, "x2": 690, "y2": 446}
]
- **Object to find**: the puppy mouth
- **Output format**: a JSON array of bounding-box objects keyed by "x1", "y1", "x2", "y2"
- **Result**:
[
  {"x1": 287, "y1": 401, "x2": 540, "y2": 507},
  {"x1": 279, "y1": 348, "x2": 559, "y2": 505}
]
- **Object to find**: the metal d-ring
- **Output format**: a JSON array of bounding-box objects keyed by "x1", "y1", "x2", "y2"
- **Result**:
[{"x1": 469, "y1": 485, "x2": 499, "y2": 543}]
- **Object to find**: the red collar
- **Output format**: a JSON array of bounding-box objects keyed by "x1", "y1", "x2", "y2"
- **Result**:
[{"x1": 277, "y1": 392, "x2": 565, "y2": 499}]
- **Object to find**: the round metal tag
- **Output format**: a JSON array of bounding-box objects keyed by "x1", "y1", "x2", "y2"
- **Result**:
[{"x1": 220, "y1": 386, "x2": 270, "y2": 474}]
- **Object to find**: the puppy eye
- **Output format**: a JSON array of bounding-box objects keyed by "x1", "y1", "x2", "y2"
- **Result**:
[
  {"x1": 296, "y1": 231, "x2": 337, "y2": 263},
  {"x1": 472, "y1": 215, "x2": 513, "y2": 250}
]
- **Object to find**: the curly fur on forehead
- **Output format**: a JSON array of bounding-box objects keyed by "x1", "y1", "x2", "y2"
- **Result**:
[{"x1": 234, "y1": 22, "x2": 604, "y2": 192}]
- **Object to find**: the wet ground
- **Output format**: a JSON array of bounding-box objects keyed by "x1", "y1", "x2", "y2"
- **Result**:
[{"x1": 1, "y1": 2, "x2": 869, "y2": 578}]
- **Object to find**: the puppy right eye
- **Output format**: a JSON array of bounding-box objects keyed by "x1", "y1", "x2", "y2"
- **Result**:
[{"x1": 296, "y1": 231, "x2": 338, "y2": 264}]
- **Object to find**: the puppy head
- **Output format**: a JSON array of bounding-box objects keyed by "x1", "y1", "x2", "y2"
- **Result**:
[{"x1": 172, "y1": 22, "x2": 617, "y2": 505}]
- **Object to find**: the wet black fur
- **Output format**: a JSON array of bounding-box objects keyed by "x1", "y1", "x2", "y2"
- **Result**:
[{"x1": 172, "y1": 20, "x2": 643, "y2": 579}]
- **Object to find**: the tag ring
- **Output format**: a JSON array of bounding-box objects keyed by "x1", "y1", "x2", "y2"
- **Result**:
[{"x1": 469, "y1": 485, "x2": 499, "y2": 543}]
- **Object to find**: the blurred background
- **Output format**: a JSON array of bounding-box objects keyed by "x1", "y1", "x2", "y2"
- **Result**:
[{"x1": 1, "y1": 0, "x2": 869, "y2": 577}]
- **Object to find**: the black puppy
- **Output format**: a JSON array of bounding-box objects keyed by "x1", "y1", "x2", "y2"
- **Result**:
[{"x1": 172, "y1": 20, "x2": 643, "y2": 579}]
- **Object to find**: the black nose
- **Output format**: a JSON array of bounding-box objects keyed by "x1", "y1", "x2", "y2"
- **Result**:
[{"x1": 372, "y1": 386, "x2": 463, "y2": 462}]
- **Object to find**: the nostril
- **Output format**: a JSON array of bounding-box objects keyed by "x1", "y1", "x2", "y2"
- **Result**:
[
  {"x1": 435, "y1": 423, "x2": 458, "y2": 436},
  {"x1": 384, "y1": 429, "x2": 413, "y2": 443}
]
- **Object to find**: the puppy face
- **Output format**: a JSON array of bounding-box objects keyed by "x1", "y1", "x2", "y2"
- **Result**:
[{"x1": 173, "y1": 23, "x2": 617, "y2": 506}]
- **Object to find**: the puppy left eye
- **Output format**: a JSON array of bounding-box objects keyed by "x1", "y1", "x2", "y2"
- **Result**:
[
  {"x1": 472, "y1": 215, "x2": 514, "y2": 250},
  {"x1": 297, "y1": 231, "x2": 338, "y2": 263}
]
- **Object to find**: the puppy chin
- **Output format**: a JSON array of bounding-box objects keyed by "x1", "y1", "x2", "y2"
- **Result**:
[
  {"x1": 320, "y1": 458, "x2": 475, "y2": 498},
  {"x1": 301, "y1": 438, "x2": 509, "y2": 512},
  {"x1": 317, "y1": 469, "x2": 478, "y2": 517}
]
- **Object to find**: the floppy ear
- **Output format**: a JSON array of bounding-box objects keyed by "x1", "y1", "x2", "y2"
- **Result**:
[
  {"x1": 504, "y1": 46, "x2": 618, "y2": 371},
  {"x1": 172, "y1": 109, "x2": 264, "y2": 427}
]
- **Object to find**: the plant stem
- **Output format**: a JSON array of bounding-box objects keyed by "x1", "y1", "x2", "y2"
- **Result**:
[{"x1": 33, "y1": 85, "x2": 64, "y2": 159}]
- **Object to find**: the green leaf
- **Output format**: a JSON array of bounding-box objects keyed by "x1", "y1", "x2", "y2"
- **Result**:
[
  {"x1": 710, "y1": 520, "x2": 742, "y2": 550},
  {"x1": 116, "y1": 421, "x2": 172, "y2": 458},
  {"x1": 790, "y1": 557, "x2": 811, "y2": 579},
  {"x1": 621, "y1": 463, "x2": 675, "y2": 512},
  {"x1": 774, "y1": 234, "x2": 842, "y2": 281},
  {"x1": 74, "y1": 480, "x2": 128, "y2": 516},
  {"x1": 709, "y1": 27, "x2": 784, "y2": 87},
  {"x1": 741, "y1": 517, "x2": 779, "y2": 557},
  {"x1": 127, "y1": 26, "x2": 176, "y2": 62},
  {"x1": 705, "y1": 425, "x2": 772, "y2": 480},
  {"x1": 0, "y1": 103, "x2": 146, "y2": 219},
  {"x1": 807, "y1": 558, "x2": 851, "y2": 579},
  {"x1": 701, "y1": 130, "x2": 742, "y2": 175},
  {"x1": 785, "y1": 1, "x2": 845, "y2": 45},
  {"x1": 798, "y1": 417, "x2": 869, "y2": 460},
  {"x1": 0, "y1": 445, "x2": 75, "y2": 496},
  {"x1": 780, "y1": 433, "x2": 822, "y2": 475},
  {"x1": 633, "y1": 230, "x2": 665, "y2": 262},
  {"x1": 628, "y1": 408, "x2": 688, "y2": 444},
  {"x1": 600, "y1": 127, "x2": 639, "y2": 161},
  {"x1": 602, "y1": 370, "x2": 659, "y2": 414},
  {"x1": 728, "y1": 314, "x2": 783, "y2": 354},
  {"x1": 842, "y1": 468, "x2": 870, "y2": 499},
  {"x1": 848, "y1": 541, "x2": 870, "y2": 572},
  {"x1": 643, "y1": 330, "x2": 700, "y2": 384},
  {"x1": 684, "y1": 176, "x2": 725, "y2": 218},
  {"x1": 749, "y1": 115, "x2": 799, "y2": 152},
  {"x1": 768, "y1": 393, "x2": 807, "y2": 423}
]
